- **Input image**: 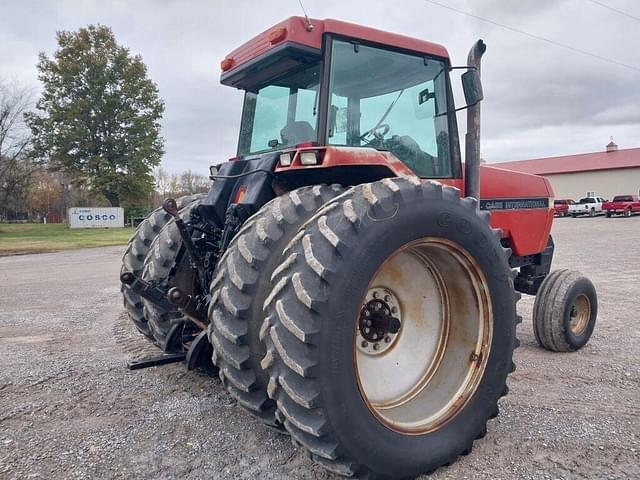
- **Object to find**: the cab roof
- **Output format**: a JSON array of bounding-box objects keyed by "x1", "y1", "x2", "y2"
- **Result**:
[{"x1": 220, "y1": 16, "x2": 450, "y2": 80}]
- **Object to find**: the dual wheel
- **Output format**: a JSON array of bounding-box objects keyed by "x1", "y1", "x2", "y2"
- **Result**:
[
  {"x1": 208, "y1": 178, "x2": 519, "y2": 478},
  {"x1": 121, "y1": 194, "x2": 205, "y2": 345}
]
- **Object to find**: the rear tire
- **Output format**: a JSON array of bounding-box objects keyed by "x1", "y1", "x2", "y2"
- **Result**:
[
  {"x1": 121, "y1": 194, "x2": 204, "y2": 337},
  {"x1": 533, "y1": 270, "x2": 597, "y2": 352},
  {"x1": 208, "y1": 185, "x2": 344, "y2": 428},
  {"x1": 589, "y1": 208, "x2": 595, "y2": 217},
  {"x1": 606, "y1": 211, "x2": 612, "y2": 218},
  {"x1": 262, "y1": 178, "x2": 519, "y2": 478},
  {"x1": 624, "y1": 208, "x2": 632, "y2": 217},
  {"x1": 141, "y1": 198, "x2": 205, "y2": 351}
]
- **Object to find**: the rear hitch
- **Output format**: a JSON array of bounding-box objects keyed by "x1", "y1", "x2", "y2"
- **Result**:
[
  {"x1": 120, "y1": 270, "x2": 173, "y2": 311},
  {"x1": 185, "y1": 330, "x2": 216, "y2": 375},
  {"x1": 127, "y1": 353, "x2": 186, "y2": 370},
  {"x1": 220, "y1": 203, "x2": 254, "y2": 251},
  {"x1": 162, "y1": 198, "x2": 206, "y2": 273},
  {"x1": 167, "y1": 287, "x2": 209, "y2": 330}
]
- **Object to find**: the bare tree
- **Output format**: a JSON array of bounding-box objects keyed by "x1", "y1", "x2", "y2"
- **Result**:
[
  {"x1": 151, "y1": 167, "x2": 211, "y2": 207},
  {"x1": 153, "y1": 166, "x2": 171, "y2": 197},
  {"x1": 0, "y1": 80, "x2": 40, "y2": 220},
  {"x1": 179, "y1": 169, "x2": 210, "y2": 194}
]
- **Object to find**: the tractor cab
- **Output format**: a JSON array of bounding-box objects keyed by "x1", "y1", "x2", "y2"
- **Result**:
[{"x1": 220, "y1": 17, "x2": 464, "y2": 181}]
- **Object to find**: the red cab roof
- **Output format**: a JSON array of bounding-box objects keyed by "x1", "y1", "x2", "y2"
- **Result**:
[
  {"x1": 495, "y1": 147, "x2": 640, "y2": 175},
  {"x1": 221, "y1": 16, "x2": 450, "y2": 75}
]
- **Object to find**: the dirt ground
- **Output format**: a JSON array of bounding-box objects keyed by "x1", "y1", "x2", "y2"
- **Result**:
[{"x1": 1, "y1": 216, "x2": 638, "y2": 479}]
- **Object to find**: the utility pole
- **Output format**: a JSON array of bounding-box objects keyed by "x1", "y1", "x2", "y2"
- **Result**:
[{"x1": 60, "y1": 180, "x2": 67, "y2": 225}]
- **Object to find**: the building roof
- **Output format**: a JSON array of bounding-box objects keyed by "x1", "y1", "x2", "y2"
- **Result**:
[{"x1": 494, "y1": 147, "x2": 640, "y2": 175}]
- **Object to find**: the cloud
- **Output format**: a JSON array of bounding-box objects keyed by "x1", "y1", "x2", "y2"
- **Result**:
[{"x1": 1, "y1": 0, "x2": 639, "y2": 170}]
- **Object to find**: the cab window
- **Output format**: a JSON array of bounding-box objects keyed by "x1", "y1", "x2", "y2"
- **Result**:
[{"x1": 327, "y1": 40, "x2": 452, "y2": 178}]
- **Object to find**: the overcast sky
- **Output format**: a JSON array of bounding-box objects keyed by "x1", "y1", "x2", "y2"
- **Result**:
[{"x1": 2, "y1": 0, "x2": 639, "y2": 173}]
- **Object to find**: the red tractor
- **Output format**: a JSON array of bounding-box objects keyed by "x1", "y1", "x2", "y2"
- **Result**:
[{"x1": 120, "y1": 17, "x2": 598, "y2": 478}]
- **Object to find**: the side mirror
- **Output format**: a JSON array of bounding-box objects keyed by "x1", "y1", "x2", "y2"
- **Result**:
[{"x1": 462, "y1": 69, "x2": 484, "y2": 107}]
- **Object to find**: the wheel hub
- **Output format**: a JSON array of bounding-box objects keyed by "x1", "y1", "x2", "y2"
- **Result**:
[
  {"x1": 569, "y1": 293, "x2": 591, "y2": 335},
  {"x1": 357, "y1": 288, "x2": 402, "y2": 355},
  {"x1": 354, "y1": 238, "x2": 492, "y2": 434}
]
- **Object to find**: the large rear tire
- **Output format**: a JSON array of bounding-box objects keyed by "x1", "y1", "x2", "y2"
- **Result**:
[
  {"x1": 262, "y1": 178, "x2": 519, "y2": 478},
  {"x1": 121, "y1": 194, "x2": 204, "y2": 337},
  {"x1": 141, "y1": 198, "x2": 205, "y2": 350},
  {"x1": 208, "y1": 185, "x2": 344, "y2": 428}
]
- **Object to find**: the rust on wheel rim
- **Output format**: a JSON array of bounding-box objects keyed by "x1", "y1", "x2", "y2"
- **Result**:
[
  {"x1": 569, "y1": 293, "x2": 591, "y2": 336},
  {"x1": 354, "y1": 238, "x2": 492, "y2": 435}
]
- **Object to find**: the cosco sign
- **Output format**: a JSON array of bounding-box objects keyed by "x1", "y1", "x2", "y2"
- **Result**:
[
  {"x1": 68, "y1": 207, "x2": 124, "y2": 229},
  {"x1": 78, "y1": 214, "x2": 117, "y2": 221}
]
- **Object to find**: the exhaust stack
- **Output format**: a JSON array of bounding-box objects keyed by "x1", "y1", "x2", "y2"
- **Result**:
[{"x1": 464, "y1": 40, "x2": 486, "y2": 202}]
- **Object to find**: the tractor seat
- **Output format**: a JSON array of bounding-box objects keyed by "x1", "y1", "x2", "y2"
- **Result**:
[{"x1": 280, "y1": 121, "x2": 316, "y2": 147}]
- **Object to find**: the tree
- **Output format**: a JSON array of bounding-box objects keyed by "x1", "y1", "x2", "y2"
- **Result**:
[
  {"x1": 26, "y1": 25, "x2": 165, "y2": 207},
  {"x1": 179, "y1": 169, "x2": 209, "y2": 194},
  {"x1": 25, "y1": 169, "x2": 63, "y2": 221},
  {"x1": 153, "y1": 166, "x2": 170, "y2": 197},
  {"x1": 0, "y1": 80, "x2": 40, "y2": 220}
]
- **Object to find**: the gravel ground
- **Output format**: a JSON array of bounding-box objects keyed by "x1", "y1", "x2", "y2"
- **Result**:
[{"x1": 1, "y1": 216, "x2": 639, "y2": 479}]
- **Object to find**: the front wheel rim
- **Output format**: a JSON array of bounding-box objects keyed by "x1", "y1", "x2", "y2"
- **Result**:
[
  {"x1": 569, "y1": 293, "x2": 591, "y2": 335},
  {"x1": 354, "y1": 238, "x2": 493, "y2": 435}
]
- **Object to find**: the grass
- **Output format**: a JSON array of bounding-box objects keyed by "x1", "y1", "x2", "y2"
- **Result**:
[{"x1": 0, "y1": 223, "x2": 135, "y2": 256}]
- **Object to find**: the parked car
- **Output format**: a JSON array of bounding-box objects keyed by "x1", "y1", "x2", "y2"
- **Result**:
[
  {"x1": 603, "y1": 195, "x2": 640, "y2": 217},
  {"x1": 569, "y1": 196, "x2": 607, "y2": 217},
  {"x1": 554, "y1": 199, "x2": 575, "y2": 217}
]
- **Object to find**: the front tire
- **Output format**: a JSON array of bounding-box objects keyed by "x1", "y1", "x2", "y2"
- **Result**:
[
  {"x1": 262, "y1": 178, "x2": 519, "y2": 478},
  {"x1": 624, "y1": 208, "x2": 632, "y2": 217},
  {"x1": 533, "y1": 270, "x2": 597, "y2": 352}
]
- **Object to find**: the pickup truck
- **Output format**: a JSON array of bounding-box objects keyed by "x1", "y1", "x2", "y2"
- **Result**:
[
  {"x1": 554, "y1": 199, "x2": 575, "y2": 217},
  {"x1": 569, "y1": 196, "x2": 607, "y2": 217},
  {"x1": 603, "y1": 195, "x2": 640, "y2": 217}
]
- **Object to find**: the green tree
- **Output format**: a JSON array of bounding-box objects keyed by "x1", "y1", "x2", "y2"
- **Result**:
[{"x1": 26, "y1": 25, "x2": 164, "y2": 207}]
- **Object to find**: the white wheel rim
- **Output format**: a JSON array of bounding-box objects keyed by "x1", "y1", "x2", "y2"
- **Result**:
[{"x1": 354, "y1": 238, "x2": 493, "y2": 434}]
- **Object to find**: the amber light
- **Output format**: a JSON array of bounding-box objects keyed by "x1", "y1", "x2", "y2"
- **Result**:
[
  {"x1": 234, "y1": 186, "x2": 247, "y2": 204},
  {"x1": 220, "y1": 57, "x2": 234, "y2": 72},
  {"x1": 268, "y1": 27, "x2": 287, "y2": 45}
]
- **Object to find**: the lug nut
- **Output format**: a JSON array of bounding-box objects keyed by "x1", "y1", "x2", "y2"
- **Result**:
[
  {"x1": 373, "y1": 343, "x2": 380, "y2": 351},
  {"x1": 364, "y1": 310, "x2": 370, "y2": 317},
  {"x1": 373, "y1": 292, "x2": 379, "y2": 299},
  {"x1": 371, "y1": 333, "x2": 377, "y2": 340},
  {"x1": 391, "y1": 306, "x2": 397, "y2": 314},
  {"x1": 365, "y1": 319, "x2": 372, "y2": 327},
  {"x1": 384, "y1": 336, "x2": 391, "y2": 343},
  {"x1": 364, "y1": 327, "x2": 370, "y2": 334},
  {"x1": 361, "y1": 341, "x2": 368, "y2": 348},
  {"x1": 384, "y1": 295, "x2": 390, "y2": 302}
]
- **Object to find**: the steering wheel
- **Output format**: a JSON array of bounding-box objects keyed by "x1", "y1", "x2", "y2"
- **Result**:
[{"x1": 359, "y1": 123, "x2": 390, "y2": 143}]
